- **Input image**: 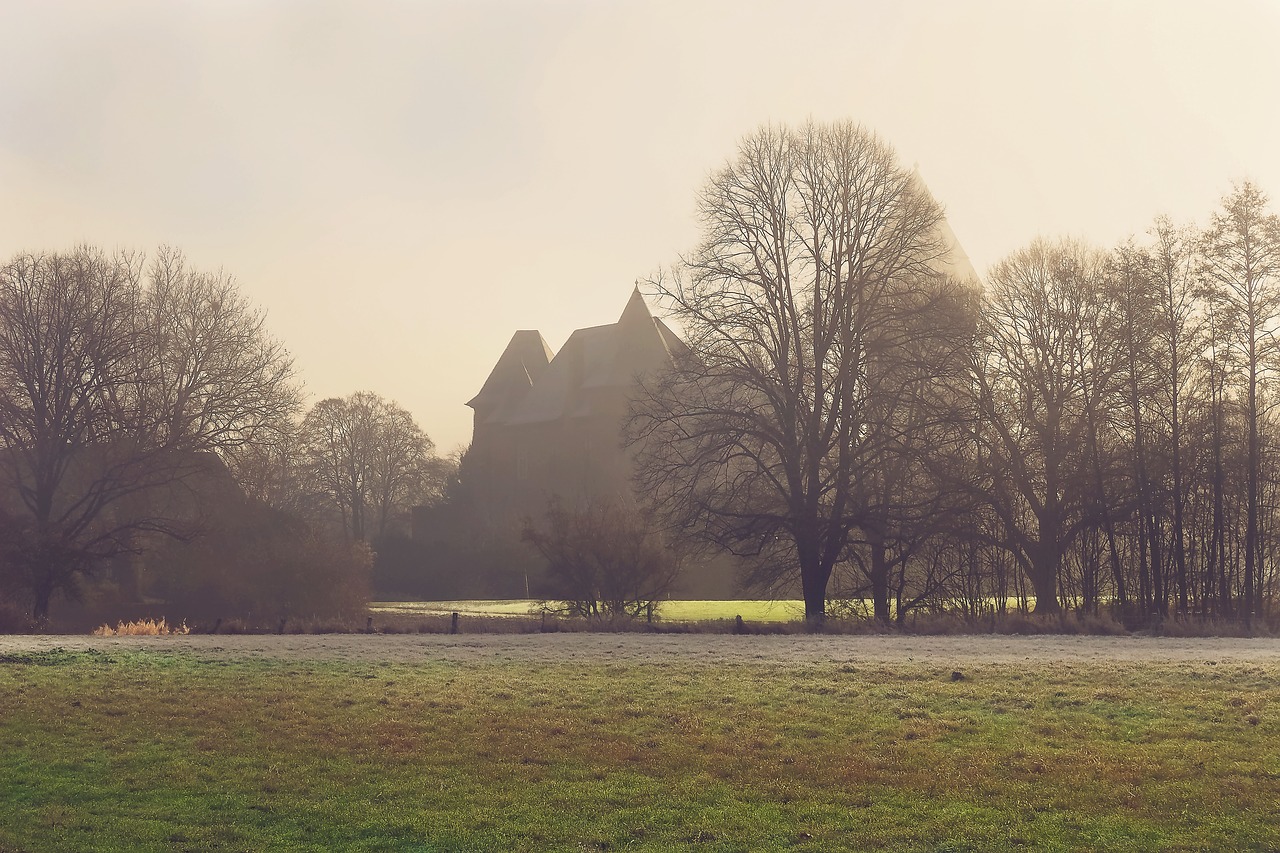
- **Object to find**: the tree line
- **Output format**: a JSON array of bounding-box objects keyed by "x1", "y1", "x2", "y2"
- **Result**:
[
  {"x1": 0, "y1": 246, "x2": 445, "y2": 627},
  {"x1": 7, "y1": 120, "x2": 1279, "y2": 630},
  {"x1": 630, "y1": 120, "x2": 1280, "y2": 627}
]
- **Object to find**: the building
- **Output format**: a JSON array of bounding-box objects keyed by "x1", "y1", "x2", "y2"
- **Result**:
[
  {"x1": 465, "y1": 288, "x2": 685, "y2": 522},
  {"x1": 465, "y1": 169, "x2": 979, "y2": 524}
]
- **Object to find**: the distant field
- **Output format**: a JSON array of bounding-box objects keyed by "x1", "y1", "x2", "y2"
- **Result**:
[
  {"x1": 371, "y1": 599, "x2": 810, "y2": 622},
  {"x1": 1, "y1": 635, "x2": 1278, "y2": 851}
]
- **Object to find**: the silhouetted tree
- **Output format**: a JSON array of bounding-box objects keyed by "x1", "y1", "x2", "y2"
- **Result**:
[
  {"x1": 843, "y1": 271, "x2": 978, "y2": 622},
  {"x1": 0, "y1": 246, "x2": 299, "y2": 624},
  {"x1": 629, "y1": 121, "x2": 961, "y2": 621},
  {"x1": 969, "y1": 239, "x2": 1117, "y2": 613},
  {"x1": 1201, "y1": 182, "x2": 1280, "y2": 621}
]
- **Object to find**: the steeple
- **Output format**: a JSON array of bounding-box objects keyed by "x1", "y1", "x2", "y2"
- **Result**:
[
  {"x1": 617, "y1": 285, "x2": 652, "y2": 329},
  {"x1": 611, "y1": 287, "x2": 672, "y2": 382}
]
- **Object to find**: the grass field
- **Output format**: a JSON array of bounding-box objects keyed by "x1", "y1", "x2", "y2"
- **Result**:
[
  {"x1": 1, "y1": 637, "x2": 1278, "y2": 851},
  {"x1": 371, "y1": 599, "x2": 810, "y2": 622}
]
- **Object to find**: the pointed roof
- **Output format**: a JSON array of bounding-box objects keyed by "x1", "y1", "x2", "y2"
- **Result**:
[
  {"x1": 504, "y1": 324, "x2": 612, "y2": 425},
  {"x1": 617, "y1": 285, "x2": 652, "y2": 329},
  {"x1": 586, "y1": 287, "x2": 676, "y2": 388},
  {"x1": 466, "y1": 330, "x2": 553, "y2": 421}
]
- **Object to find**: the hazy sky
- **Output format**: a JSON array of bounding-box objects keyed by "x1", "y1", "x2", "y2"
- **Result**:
[{"x1": 3, "y1": 1, "x2": 1278, "y2": 452}]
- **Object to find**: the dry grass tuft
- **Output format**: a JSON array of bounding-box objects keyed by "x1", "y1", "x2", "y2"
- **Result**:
[{"x1": 93, "y1": 618, "x2": 190, "y2": 637}]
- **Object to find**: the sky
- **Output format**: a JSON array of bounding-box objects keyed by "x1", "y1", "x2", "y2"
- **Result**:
[{"x1": 3, "y1": 1, "x2": 1279, "y2": 452}]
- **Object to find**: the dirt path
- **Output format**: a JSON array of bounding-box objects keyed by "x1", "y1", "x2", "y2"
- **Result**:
[{"x1": 2, "y1": 632, "x2": 1278, "y2": 667}]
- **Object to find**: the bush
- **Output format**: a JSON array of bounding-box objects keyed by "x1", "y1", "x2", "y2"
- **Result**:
[
  {"x1": 150, "y1": 505, "x2": 371, "y2": 623},
  {"x1": 521, "y1": 497, "x2": 682, "y2": 620}
]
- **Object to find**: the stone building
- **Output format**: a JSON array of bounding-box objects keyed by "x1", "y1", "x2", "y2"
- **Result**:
[{"x1": 465, "y1": 288, "x2": 685, "y2": 522}]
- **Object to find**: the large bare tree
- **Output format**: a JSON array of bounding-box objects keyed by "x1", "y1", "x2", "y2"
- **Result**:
[
  {"x1": 844, "y1": 277, "x2": 978, "y2": 623},
  {"x1": 0, "y1": 246, "x2": 299, "y2": 623},
  {"x1": 628, "y1": 121, "x2": 960, "y2": 621}
]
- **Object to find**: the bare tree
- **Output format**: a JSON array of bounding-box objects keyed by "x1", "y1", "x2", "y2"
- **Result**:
[
  {"x1": 143, "y1": 247, "x2": 301, "y2": 454},
  {"x1": 628, "y1": 121, "x2": 957, "y2": 621},
  {"x1": 1201, "y1": 182, "x2": 1280, "y2": 621},
  {"x1": 220, "y1": 422, "x2": 304, "y2": 512},
  {"x1": 842, "y1": 272, "x2": 978, "y2": 622},
  {"x1": 970, "y1": 238, "x2": 1118, "y2": 613},
  {"x1": 1119, "y1": 219, "x2": 1203, "y2": 615},
  {"x1": 298, "y1": 391, "x2": 440, "y2": 541},
  {"x1": 0, "y1": 246, "x2": 297, "y2": 624}
]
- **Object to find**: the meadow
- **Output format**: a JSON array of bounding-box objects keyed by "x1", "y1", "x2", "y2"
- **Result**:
[
  {"x1": 371, "y1": 599, "x2": 811, "y2": 623},
  {"x1": 1, "y1": 634, "x2": 1277, "y2": 852}
]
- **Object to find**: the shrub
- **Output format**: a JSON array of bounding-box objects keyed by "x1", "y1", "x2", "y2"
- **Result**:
[
  {"x1": 150, "y1": 505, "x2": 372, "y2": 623},
  {"x1": 521, "y1": 497, "x2": 682, "y2": 620}
]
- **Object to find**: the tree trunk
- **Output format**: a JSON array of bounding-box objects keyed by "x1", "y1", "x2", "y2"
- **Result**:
[
  {"x1": 1170, "y1": 432, "x2": 1190, "y2": 614},
  {"x1": 1246, "y1": 378, "x2": 1258, "y2": 623},
  {"x1": 1150, "y1": 511, "x2": 1166, "y2": 618},
  {"x1": 1027, "y1": 544, "x2": 1061, "y2": 614},
  {"x1": 869, "y1": 536, "x2": 891, "y2": 624},
  {"x1": 1212, "y1": 384, "x2": 1231, "y2": 617},
  {"x1": 798, "y1": 539, "x2": 830, "y2": 624},
  {"x1": 32, "y1": 582, "x2": 54, "y2": 630},
  {"x1": 1167, "y1": 314, "x2": 1190, "y2": 615},
  {"x1": 801, "y1": 577, "x2": 827, "y2": 623},
  {"x1": 1085, "y1": 361, "x2": 1125, "y2": 611}
]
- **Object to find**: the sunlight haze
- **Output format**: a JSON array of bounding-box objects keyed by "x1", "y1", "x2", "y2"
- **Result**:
[{"x1": 3, "y1": 0, "x2": 1277, "y2": 451}]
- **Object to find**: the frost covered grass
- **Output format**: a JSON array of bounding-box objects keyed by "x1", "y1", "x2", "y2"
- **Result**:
[{"x1": 1, "y1": 640, "x2": 1277, "y2": 851}]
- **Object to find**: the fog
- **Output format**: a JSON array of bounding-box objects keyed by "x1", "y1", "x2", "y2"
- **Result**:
[{"x1": 3, "y1": 0, "x2": 1277, "y2": 449}]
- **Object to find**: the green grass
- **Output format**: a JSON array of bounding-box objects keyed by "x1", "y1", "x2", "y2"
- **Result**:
[
  {"x1": 2, "y1": 647, "x2": 1278, "y2": 851},
  {"x1": 369, "y1": 598, "x2": 1046, "y2": 624},
  {"x1": 372, "y1": 599, "x2": 809, "y2": 622}
]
